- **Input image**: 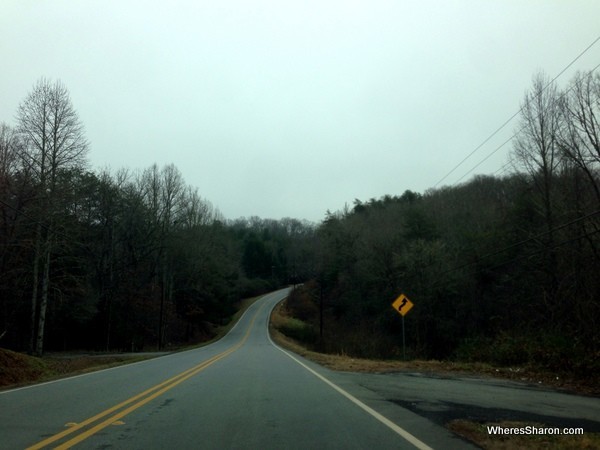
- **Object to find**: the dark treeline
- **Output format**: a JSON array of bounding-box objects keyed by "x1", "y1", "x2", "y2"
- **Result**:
[
  {"x1": 2, "y1": 70, "x2": 600, "y2": 374},
  {"x1": 0, "y1": 78, "x2": 315, "y2": 355},
  {"x1": 287, "y1": 70, "x2": 600, "y2": 374}
]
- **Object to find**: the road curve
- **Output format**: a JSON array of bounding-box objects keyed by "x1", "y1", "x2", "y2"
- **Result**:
[{"x1": 0, "y1": 288, "x2": 465, "y2": 449}]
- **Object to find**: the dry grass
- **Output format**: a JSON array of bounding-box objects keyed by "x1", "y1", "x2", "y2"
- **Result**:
[
  {"x1": 269, "y1": 300, "x2": 599, "y2": 396},
  {"x1": 271, "y1": 301, "x2": 600, "y2": 449},
  {"x1": 0, "y1": 348, "x2": 146, "y2": 389},
  {"x1": 0, "y1": 348, "x2": 48, "y2": 386},
  {"x1": 0, "y1": 295, "x2": 266, "y2": 390}
]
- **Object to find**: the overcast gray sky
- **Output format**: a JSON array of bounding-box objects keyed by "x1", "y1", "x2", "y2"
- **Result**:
[{"x1": 2, "y1": 1, "x2": 599, "y2": 222}]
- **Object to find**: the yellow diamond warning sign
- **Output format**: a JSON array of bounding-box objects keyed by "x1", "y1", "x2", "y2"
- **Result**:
[{"x1": 392, "y1": 294, "x2": 414, "y2": 317}]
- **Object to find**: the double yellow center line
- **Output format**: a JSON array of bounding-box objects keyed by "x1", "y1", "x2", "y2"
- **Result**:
[{"x1": 27, "y1": 301, "x2": 265, "y2": 449}]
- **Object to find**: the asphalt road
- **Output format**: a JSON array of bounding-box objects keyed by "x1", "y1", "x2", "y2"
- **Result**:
[{"x1": 1, "y1": 288, "x2": 598, "y2": 449}]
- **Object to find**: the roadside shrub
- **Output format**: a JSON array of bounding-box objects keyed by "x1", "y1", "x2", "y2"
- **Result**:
[
  {"x1": 454, "y1": 331, "x2": 593, "y2": 372},
  {"x1": 454, "y1": 334, "x2": 532, "y2": 366},
  {"x1": 286, "y1": 283, "x2": 319, "y2": 321},
  {"x1": 278, "y1": 317, "x2": 318, "y2": 345},
  {"x1": 453, "y1": 336, "x2": 494, "y2": 363}
]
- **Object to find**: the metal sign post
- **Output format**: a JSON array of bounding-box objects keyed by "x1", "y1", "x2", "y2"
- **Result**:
[
  {"x1": 391, "y1": 293, "x2": 414, "y2": 360},
  {"x1": 402, "y1": 315, "x2": 406, "y2": 360}
]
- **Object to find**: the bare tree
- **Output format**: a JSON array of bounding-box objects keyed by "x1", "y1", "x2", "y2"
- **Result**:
[
  {"x1": 511, "y1": 72, "x2": 563, "y2": 317},
  {"x1": 138, "y1": 164, "x2": 188, "y2": 348},
  {"x1": 17, "y1": 78, "x2": 88, "y2": 355},
  {"x1": 558, "y1": 70, "x2": 600, "y2": 203},
  {"x1": 0, "y1": 123, "x2": 21, "y2": 183},
  {"x1": 0, "y1": 123, "x2": 25, "y2": 342},
  {"x1": 180, "y1": 186, "x2": 214, "y2": 229},
  {"x1": 513, "y1": 72, "x2": 562, "y2": 221},
  {"x1": 157, "y1": 164, "x2": 184, "y2": 349}
]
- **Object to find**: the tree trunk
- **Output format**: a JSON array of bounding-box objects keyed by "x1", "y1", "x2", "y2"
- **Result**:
[
  {"x1": 35, "y1": 241, "x2": 51, "y2": 356},
  {"x1": 29, "y1": 223, "x2": 42, "y2": 354}
]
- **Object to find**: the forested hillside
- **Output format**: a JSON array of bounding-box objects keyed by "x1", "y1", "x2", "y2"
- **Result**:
[
  {"x1": 286, "y1": 71, "x2": 600, "y2": 374},
  {"x1": 2, "y1": 70, "x2": 599, "y2": 376},
  {"x1": 0, "y1": 79, "x2": 315, "y2": 354}
]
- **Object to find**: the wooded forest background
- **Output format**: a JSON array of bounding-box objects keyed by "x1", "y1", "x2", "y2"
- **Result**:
[{"x1": 1, "y1": 71, "x2": 599, "y2": 375}]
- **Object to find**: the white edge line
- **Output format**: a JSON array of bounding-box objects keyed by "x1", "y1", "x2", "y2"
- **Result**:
[
  {"x1": 267, "y1": 299, "x2": 433, "y2": 450},
  {"x1": 0, "y1": 291, "x2": 277, "y2": 395}
]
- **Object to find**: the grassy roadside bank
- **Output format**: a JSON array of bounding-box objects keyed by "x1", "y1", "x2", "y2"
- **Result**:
[
  {"x1": 269, "y1": 298, "x2": 599, "y2": 396},
  {"x1": 0, "y1": 295, "x2": 263, "y2": 390},
  {"x1": 269, "y1": 298, "x2": 600, "y2": 450}
]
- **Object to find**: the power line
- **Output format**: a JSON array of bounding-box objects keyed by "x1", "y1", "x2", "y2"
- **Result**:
[
  {"x1": 433, "y1": 34, "x2": 600, "y2": 188},
  {"x1": 453, "y1": 134, "x2": 514, "y2": 184},
  {"x1": 433, "y1": 112, "x2": 521, "y2": 188},
  {"x1": 452, "y1": 60, "x2": 600, "y2": 186},
  {"x1": 492, "y1": 161, "x2": 514, "y2": 177}
]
